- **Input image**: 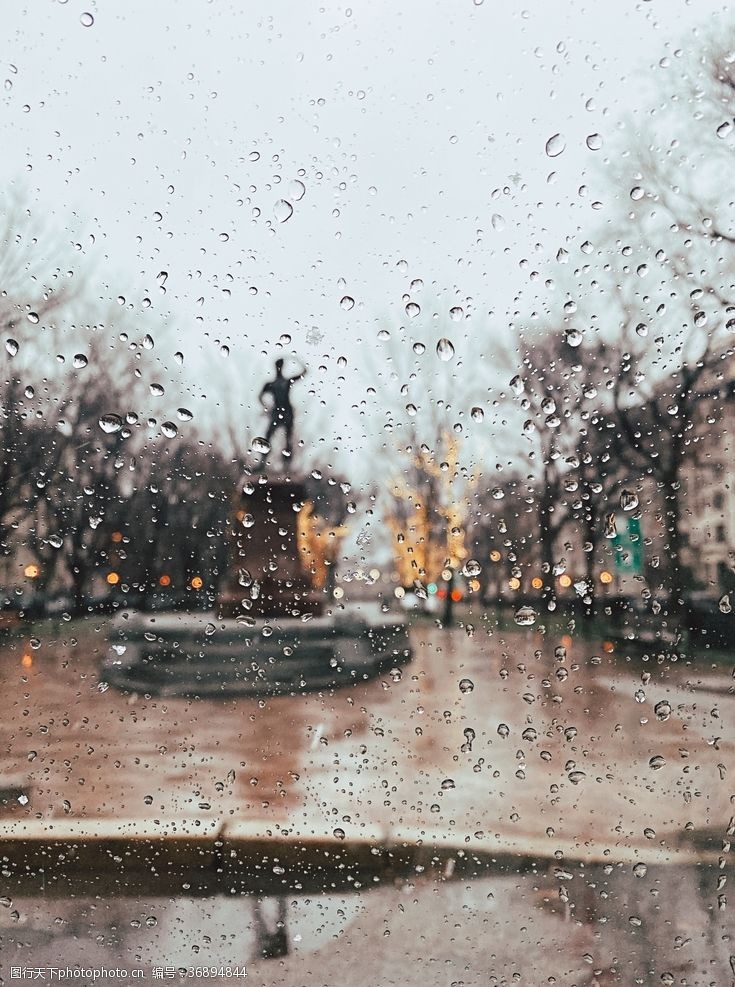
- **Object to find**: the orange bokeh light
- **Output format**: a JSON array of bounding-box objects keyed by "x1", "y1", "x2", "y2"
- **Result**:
[
  {"x1": 159, "y1": 574, "x2": 171, "y2": 587},
  {"x1": 106, "y1": 572, "x2": 120, "y2": 586},
  {"x1": 190, "y1": 576, "x2": 204, "y2": 590}
]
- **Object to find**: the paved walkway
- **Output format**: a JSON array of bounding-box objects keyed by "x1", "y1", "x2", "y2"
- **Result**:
[{"x1": 0, "y1": 616, "x2": 733, "y2": 863}]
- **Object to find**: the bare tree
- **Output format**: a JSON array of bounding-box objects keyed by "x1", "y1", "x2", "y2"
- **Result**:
[
  {"x1": 0, "y1": 193, "x2": 84, "y2": 576},
  {"x1": 575, "y1": 32, "x2": 735, "y2": 616},
  {"x1": 510, "y1": 331, "x2": 615, "y2": 609}
]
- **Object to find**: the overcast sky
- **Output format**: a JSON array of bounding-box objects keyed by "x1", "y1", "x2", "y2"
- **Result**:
[{"x1": 2, "y1": 0, "x2": 730, "y2": 470}]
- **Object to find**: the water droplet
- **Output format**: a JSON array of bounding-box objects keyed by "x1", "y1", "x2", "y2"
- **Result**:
[
  {"x1": 150, "y1": 382, "x2": 165, "y2": 397},
  {"x1": 717, "y1": 120, "x2": 733, "y2": 140},
  {"x1": 436, "y1": 338, "x2": 455, "y2": 361},
  {"x1": 27, "y1": 312, "x2": 39, "y2": 324},
  {"x1": 405, "y1": 301, "x2": 420, "y2": 319},
  {"x1": 471, "y1": 406, "x2": 484, "y2": 421},
  {"x1": 649, "y1": 755, "x2": 666, "y2": 770},
  {"x1": 497, "y1": 723, "x2": 510, "y2": 739},
  {"x1": 449, "y1": 306, "x2": 464, "y2": 321},
  {"x1": 412, "y1": 341, "x2": 425, "y2": 355},
  {"x1": 463, "y1": 559, "x2": 481, "y2": 577},
  {"x1": 509, "y1": 375, "x2": 524, "y2": 395},
  {"x1": 440, "y1": 778, "x2": 456, "y2": 790},
  {"x1": 565, "y1": 327, "x2": 583, "y2": 347},
  {"x1": 630, "y1": 186, "x2": 644, "y2": 201},
  {"x1": 6, "y1": 339, "x2": 19, "y2": 357},
  {"x1": 603, "y1": 513, "x2": 617, "y2": 539},
  {"x1": 161, "y1": 421, "x2": 178, "y2": 438},
  {"x1": 719, "y1": 594, "x2": 732, "y2": 614},
  {"x1": 333, "y1": 827, "x2": 345, "y2": 840},
  {"x1": 340, "y1": 295, "x2": 355, "y2": 311},
  {"x1": 458, "y1": 678, "x2": 474, "y2": 694},
  {"x1": 514, "y1": 605, "x2": 537, "y2": 627},
  {"x1": 252, "y1": 436, "x2": 271, "y2": 455},
  {"x1": 491, "y1": 213, "x2": 505, "y2": 231},
  {"x1": 289, "y1": 179, "x2": 306, "y2": 201},
  {"x1": 80, "y1": 11, "x2": 94, "y2": 26},
  {"x1": 633, "y1": 862, "x2": 647, "y2": 878},
  {"x1": 654, "y1": 700, "x2": 671, "y2": 721},
  {"x1": 620, "y1": 489, "x2": 638, "y2": 512},
  {"x1": 72, "y1": 353, "x2": 88, "y2": 369},
  {"x1": 545, "y1": 133, "x2": 566, "y2": 158},
  {"x1": 274, "y1": 199, "x2": 293, "y2": 223},
  {"x1": 568, "y1": 770, "x2": 586, "y2": 785},
  {"x1": 142, "y1": 333, "x2": 154, "y2": 350},
  {"x1": 177, "y1": 408, "x2": 193, "y2": 422},
  {"x1": 99, "y1": 414, "x2": 123, "y2": 434}
]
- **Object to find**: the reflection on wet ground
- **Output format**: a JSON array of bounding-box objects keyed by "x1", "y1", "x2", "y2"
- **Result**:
[{"x1": 2, "y1": 861, "x2": 732, "y2": 985}]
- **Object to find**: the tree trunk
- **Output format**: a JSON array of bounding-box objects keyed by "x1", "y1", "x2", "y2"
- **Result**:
[
  {"x1": 663, "y1": 477, "x2": 688, "y2": 627},
  {"x1": 538, "y1": 494, "x2": 557, "y2": 606},
  {"x1": 582, "y1": 501, "x2": 598, "y2": 620},
  {"x1": 70, "y1": 564, "x2": 87, "y2": 615},
  {"x1": 442, "y1": 570, "x2": 455, "y2": 628}
]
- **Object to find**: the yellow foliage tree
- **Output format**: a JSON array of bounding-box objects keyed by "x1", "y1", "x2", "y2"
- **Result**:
[
  {"x1": 297, "y1": 502, "x2": 347, "y2": 590},
  {"x1": 385, "y1": 432, "x2": 473, "y2": 587}
]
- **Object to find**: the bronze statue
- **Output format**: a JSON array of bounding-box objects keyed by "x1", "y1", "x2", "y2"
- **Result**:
[{"x1": 258, "y1": 357, "x2": 306, "y2": 465}]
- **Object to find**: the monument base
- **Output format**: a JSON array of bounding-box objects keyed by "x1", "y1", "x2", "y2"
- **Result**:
[
  {"x1": 104, "y1": 602, "x2": 411, "y2": 698},
  {"x1": 217, "y1": 473, "x2": 325, "y2": 621},
  {"x1": 217, "y1": 577, "x2": 323, "y2": 620}
]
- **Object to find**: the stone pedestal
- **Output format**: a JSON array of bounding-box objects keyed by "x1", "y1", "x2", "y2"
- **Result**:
[{"x1": 217, "y1": 475, "x2": 324, "y2": 619}]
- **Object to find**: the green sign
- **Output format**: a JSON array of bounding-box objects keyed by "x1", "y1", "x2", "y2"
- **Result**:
[{"x1": 613, "y1": 516, "x2": 643, "y2": 575}]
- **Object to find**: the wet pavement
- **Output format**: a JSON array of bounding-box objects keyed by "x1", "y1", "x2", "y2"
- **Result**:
[
  {"x1": 1, "y1": 613, "x2": 732, "y2": 856},
  {"x1": 1, "y1": 861, "x2": 733, "y2": 985},
  {"x1": 0, "y1": 611, "x2": 734, "y2": 982}
]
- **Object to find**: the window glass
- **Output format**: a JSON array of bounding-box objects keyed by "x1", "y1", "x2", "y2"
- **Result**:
[{"x1": 1, "y1": 2, "x2": 733, "y2": 983}]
